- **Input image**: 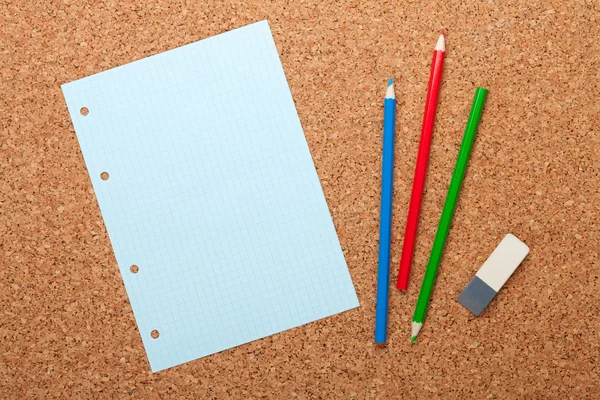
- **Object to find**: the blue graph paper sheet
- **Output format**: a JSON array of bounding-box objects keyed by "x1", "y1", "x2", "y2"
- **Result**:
[{"x1": 61, "y1": 21, "x2": 359, "y2": 372}]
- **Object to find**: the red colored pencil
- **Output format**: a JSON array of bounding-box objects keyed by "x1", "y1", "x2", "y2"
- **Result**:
[{"x1": 397, "y1": 31, "x2": 445, "y2": 290}]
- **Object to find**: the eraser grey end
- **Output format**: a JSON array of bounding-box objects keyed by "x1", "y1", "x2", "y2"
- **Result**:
[{"x1": 457, "y1": 276, "x2": 497, "y2": 316}]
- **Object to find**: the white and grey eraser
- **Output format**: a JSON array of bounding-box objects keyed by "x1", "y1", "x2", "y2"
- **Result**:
[{"x1": 458, "y1": 234, "x2": 530, "y2": 316}]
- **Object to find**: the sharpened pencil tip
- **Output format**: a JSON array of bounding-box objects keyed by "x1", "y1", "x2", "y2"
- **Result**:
[
  {"x1": 410, "y1": 336, "x2": 416, "y2": 344},
  {"x1": 385, "y1": 78, "x2": 395, "y2": 99},
  {"x1": 435, "y1": 32, "x2": 445, "y2": 51},
  {"x1": 440, "y1": 29, "x2": 445, "y2": 35}
]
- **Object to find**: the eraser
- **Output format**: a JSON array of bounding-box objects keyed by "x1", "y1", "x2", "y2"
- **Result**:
[{"x1": 458, "y1": 234, "x2": 529, "y2": 316}]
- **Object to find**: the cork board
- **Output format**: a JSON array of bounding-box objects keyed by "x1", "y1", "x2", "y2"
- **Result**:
[{"x1": 1, "y1": 0, "x2": 598, "y2": 398}]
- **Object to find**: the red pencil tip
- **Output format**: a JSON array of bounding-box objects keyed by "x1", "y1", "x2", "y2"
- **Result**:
[{"x1": 440, "y1": 29, "x2": 445, "y2": 35}]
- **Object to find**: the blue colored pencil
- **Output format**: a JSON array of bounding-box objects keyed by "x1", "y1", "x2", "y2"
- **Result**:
[{"x1": 375, "y1": 78, "x2": 396, "y2": 343}]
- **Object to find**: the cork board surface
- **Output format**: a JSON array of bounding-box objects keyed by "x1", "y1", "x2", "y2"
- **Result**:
[{"x1": 1, "y1": 0, "x2": 598, "y2": 398}]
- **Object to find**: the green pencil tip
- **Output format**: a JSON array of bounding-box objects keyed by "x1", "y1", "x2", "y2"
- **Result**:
[{"x1": 410, "y1": 336, "x2": 416, "y2": 344}]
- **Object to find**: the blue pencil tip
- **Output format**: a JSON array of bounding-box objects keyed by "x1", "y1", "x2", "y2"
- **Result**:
[{"x1": 388, "y1": 78, "x2": 393, "y2": 86}]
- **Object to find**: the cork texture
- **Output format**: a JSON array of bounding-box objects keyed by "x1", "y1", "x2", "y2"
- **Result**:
[{"x1": 1, "y1": 0, "x2": 599, "y2": 398}]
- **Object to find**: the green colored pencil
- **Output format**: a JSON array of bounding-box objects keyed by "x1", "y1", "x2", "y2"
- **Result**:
[{"x1": 411, "y1": 87, "x2": 488, "y2": 344}]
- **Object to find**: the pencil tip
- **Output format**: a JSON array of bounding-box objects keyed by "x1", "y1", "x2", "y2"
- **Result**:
[
  {"x1": 435, "y1": 32, "x2": 445, "y2": 51},
  {"x1": 410, "y1": 336, "x2": 416, "y2": 344},
  {"x1": 440, "y1": 29, "x2": 445, "y2": 35},
  {"x1": 385, "y1": 79, "x2": 395, "y2": 99}
]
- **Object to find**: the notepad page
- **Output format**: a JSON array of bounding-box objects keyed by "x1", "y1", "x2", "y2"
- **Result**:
[{"x1": 61, "y1": 20, "x2": 359, "y2": 372}]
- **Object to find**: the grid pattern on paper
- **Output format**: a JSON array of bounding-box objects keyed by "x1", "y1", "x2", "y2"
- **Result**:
[{"x1": 61, "y1": 21, "x2": 359, "y2": 372}]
